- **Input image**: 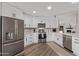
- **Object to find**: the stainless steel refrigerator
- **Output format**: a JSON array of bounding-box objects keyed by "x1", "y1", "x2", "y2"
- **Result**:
[{"x1": 0, "y1": 16, "x2": 24, "y2": 56}]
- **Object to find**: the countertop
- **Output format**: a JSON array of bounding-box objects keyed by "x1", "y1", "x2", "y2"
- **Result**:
[{"x1": 58, "y1": 32, "x2": 79, "y2": 38}]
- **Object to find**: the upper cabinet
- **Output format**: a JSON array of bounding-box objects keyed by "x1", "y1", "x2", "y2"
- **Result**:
[
  {"x1": 33, "y1": 17, "x2": 46, "y2": 28},
  {"x1": 33, "y1": 17, "x2": 58, "y2": 28},
  {"x1": 57, "y1": 11, "x2": 76, "y2": 28},
  {"x1": 46, "y1": 17, "x2": 58, "y2": 28},
  {"x1": 24, "y1": 15, "x2": 33, "y2": 28}
]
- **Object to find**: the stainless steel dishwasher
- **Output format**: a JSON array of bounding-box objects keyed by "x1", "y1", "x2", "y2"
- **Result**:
[{"x1": 63, "y1": 35, "x2": 72, "y2": 51}]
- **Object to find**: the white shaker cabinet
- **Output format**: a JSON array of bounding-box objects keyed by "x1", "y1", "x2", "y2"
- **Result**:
[
  {"x1": 24, "y1": 15, "x2": 33, "y2": 28},
  {"x1": 47, "y1": 33, "x2": 53, "y2": 42},
  {"x1": 26, "y1": 34, "x2": 33, "y2": 45},
  {"x1": 72, "y1": 37, "x2": 79, "y2": 56},
  {"x1": 24, "y1": 33, "x2": 33, "y2": 46},
  {"x1": 33, "y1": 33, "x2": 38, "y2": 43},
  {"x1": 54, "y1": 33, "x2": 63, "y2": 47}
]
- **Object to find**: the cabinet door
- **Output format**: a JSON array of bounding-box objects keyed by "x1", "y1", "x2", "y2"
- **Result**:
[
  {"x1": 56, "y1": 34, "x2": 63, "y2": 47},
  {"x1": 72, "y1": 38, "x2": 79, "y2": 55},
  {"x1": 33, "y1": 33, "x2": 38, "y2": 43},
  {"x1": 47, "y1": 33, "x2": 53, "y2": 42},
  {"x1": 27, "y1": 35, "x2": 33, "y2": 45}
]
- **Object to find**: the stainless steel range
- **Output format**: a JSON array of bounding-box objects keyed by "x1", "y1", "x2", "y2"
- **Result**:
[{"x1": 38, "y1": 23, "x2": 46, "y2": 43}]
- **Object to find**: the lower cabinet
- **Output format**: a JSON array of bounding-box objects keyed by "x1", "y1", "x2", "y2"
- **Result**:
[
  {"x1": 54, "y1": 33, "x2": 63, "y2": 47},
  {"x1": 26, "y1": 35, "x2": 33, "y2": 45},
  {"x1": 47, "y1": 33, "x2": 53, "y2": 42},
  {"x1": 24, "y1": 33, "x2": 38, "y2": 47},
  {"x1": 72, "y1": 37, "x2": 79, "y2": 56},
  {"x1": 33, "y1": 33, "x2": 38, "y2": 43}
]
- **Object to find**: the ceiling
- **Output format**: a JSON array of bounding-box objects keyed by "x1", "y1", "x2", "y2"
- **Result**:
[{"x1": 7, "y1": 2, "x2": 79, "y2": 17}]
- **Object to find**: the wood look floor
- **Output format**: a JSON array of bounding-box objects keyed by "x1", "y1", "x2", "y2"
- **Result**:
[
  {"x1": 47, "y1": 42, "x2": 75, "y2": 56},
  {"x1": 17, "y1": 42, "x2": 75, "y2": 56},
  {"x1": 17, "y1": 43, "x2": 58, "y2": 56}
]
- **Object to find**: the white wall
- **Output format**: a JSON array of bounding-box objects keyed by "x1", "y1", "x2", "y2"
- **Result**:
[{"x1": 2, "y1": 3, "x2": 24, "y2": 20}]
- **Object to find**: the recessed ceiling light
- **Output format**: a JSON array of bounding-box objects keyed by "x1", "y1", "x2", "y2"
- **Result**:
[
  {"x1": 47, "y1": 6, "x2": 52, "y2": 10},
  {"x1": 33, "y1": 11, "x2": 36, "y2": 13}
]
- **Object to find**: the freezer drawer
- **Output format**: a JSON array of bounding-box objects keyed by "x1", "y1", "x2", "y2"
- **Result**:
[{"x1": 2, "y1": 40, "x2": 24, "y2": 56}]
